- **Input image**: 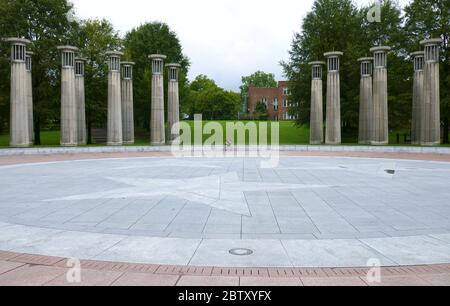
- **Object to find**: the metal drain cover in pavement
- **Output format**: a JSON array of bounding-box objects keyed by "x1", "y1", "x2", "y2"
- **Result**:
[
  {"x1": 229, "y1": 248, "x2": 254, "y2": 256},
  {"x1": 385, "y1": 169, "x2": 396, "y2": 175}
]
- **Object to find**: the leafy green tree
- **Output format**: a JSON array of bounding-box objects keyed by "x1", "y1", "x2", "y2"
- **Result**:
[
  {"x1": 73, "y1": 19, "x2": 122, "y2": 144},
  {"x1": 254, "y1": 101, "x2": 269, "y2": 120},
  {"x1": 123, "y1": 22, "x2": 190, "y2": 131},
  {"x1": 185, "y1": 75, "x2": 240, "y2": 120},
  {"x1": 404, "y1": 0, "x2": 450, "y2": 143},
  {"x1": 0, "y1": 0, "x2": 78, "y2": 143}
]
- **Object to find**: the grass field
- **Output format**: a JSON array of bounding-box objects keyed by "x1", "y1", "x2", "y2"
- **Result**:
[{"x1": 0, "y1": 121, "x2": 448, "y2": 147}]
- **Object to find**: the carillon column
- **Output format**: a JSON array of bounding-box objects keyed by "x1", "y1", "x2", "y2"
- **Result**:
[
  {"x1": 75, "y1": 57, "x2": 87, "y2": 145},
  {"x1": 324, "y1": 52, "x2": 343, "y2": 145},
  {"x1": 149, "y1": 54, "x2": 167, "y2": 145},
  {"x1": 58, "y1": 46, "x2": 79, "y2": 147},
  {"x1": 370, "y1": 46, "x2": 391, "y2": 145},
  {"x1": 420, "y1": 38, "x2": 442, "y2": 146},
  {"x1": 411, "y1": 51, "x2": 424, "y2": 145},
  {"x1": 166, "y1": 63, "x2": 181, "y2": 143},
  {"x1": 121, "y1": 62, "x2": 135, "y2": 145},
  {"x1": 308, "y1": 61, "x2": 325, "y2": 144},
  {"x1": 106, "y1": 51, "x2": 124, "y2": 146},
  {"x1": 6, "y1": 38, "x2": 30, "y2": 147},
  {"x1": 358, "y1": 58, "x2": 373, "y2": 144},
  {"x1": 25, "y1": 51, "x2": 34, "y2": 145}
]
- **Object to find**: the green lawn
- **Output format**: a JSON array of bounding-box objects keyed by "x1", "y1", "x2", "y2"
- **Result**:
[{"x1": 0, "y1": 121, "x2": 448, "y2": 147}]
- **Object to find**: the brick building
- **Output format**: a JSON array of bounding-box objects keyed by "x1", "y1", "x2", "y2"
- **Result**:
[{"x1": 246, "y1": 81, "x2": 297, "y2": 121}]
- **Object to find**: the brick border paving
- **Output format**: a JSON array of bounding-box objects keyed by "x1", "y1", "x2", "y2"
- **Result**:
[
  {"x1": 1, "y1": 150, "x2": 450, "y2": 285},
  {"x1": 0, "y1": 251, "x2": 450, "y2": 286}
]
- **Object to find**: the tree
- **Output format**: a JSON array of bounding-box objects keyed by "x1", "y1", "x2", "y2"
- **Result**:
[
  {"x1": 240, "y1": 71, "x2": 277, "y2": 113},
  {"x1": 404, "y1": 0, "x2": 450, "y2": 143},
  {"x1": 185, "y1": 75, "x2": 240, "y2": 120},
  {"x1": 73, "y1": 19, "x2": 122, "y2": 144},
  {"x1": 123, "y1": 22, "x2": 190, "y2": 131},
  {"x1": 254, "y1": 101, "x2": 269, "y2": 120},
  {"x1": 0, "y1": 0, "x2": 79, "y2": 144}
]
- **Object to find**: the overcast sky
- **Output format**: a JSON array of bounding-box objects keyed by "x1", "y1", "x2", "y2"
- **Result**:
[{"x1": 71, "y1": 0, "x2": 411, "y2": 91}]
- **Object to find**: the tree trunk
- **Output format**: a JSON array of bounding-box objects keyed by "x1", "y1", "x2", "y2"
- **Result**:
[
  {"x1": 87, "y1": 118, "x2": 92, "y2": 145},
  {"x1": 35, "y1": 115, "x2": 41, "y2": 145},
  {"x1": 444, "y1": 118, "x2": 449, "y2": 144}
]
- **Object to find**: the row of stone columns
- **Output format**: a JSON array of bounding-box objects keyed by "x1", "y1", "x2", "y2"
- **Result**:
[
  {"x1": 412, "y1": 38, "x2": 442, "y2": 146},
  {"x1": 309, "y1": 39, "x2": 441, "y2": 146}
]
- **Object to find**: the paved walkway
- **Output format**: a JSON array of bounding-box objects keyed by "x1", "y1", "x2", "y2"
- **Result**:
[{"x1": 1, "y1": 149, "x2": 450, "y2": 285}]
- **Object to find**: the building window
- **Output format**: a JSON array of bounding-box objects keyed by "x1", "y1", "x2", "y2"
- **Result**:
[
  {"x1": 273, "y1": 97, "x2": 278, "y2": 111},
  {"x1": 262, "y1": 97, "x2": 267, "y2": 106},
  {"x1": 283, "y1": 99, "x2": 288, "y2": 108},
  {"x1": 283, "y1": 88, "x2": 291, "y2": 95}
]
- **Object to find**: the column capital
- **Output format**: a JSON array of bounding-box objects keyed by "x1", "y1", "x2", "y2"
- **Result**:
[
  {"x1": 148, "y1": 54, "x2": 167, "y2": 60},
  {"x1": 106, "y1": 50, "x2": 124, "y2": 57},
  {"x1": 370, "y1": 46, "x2": 391, "y2": 53},
  {"x1": 308, "y1": 61, "x2": 326, "y2": 66},
  {"x1": 165, "y1": 63, "x2": 181, "y2": 68},
  {"x1": 5, "y1": 37, "x2": 31, "y2": 45},
  {"x1": 324, "y1": 51, "x2": 343, "y2": 58},
  {"x1": 420, "y1": 38, "x2": 442, "y2": 47},
  {"x1": 57, "y1": 45, "x2": 79, "y2": 52}
]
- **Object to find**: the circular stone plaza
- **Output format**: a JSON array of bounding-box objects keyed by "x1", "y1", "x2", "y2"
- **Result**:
[{"x1": 0, "y1": 146, "x2": 450, "y2": 286}]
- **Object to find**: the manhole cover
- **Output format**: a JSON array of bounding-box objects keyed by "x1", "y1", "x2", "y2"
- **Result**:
[
  {"x1": 229, "y1": 248, "x2": 253, "y2": 256},
  {"x1": 385, "y1": 169, "x2": 396, "y2": 175}
]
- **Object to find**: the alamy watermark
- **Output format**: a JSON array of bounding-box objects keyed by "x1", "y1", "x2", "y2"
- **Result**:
[
  {"x1": 367, "y1": 0, "x2": 382, "y2": 23},
  {"x1": 170, "y1": 114, "x2": 280, "y2": 169}
]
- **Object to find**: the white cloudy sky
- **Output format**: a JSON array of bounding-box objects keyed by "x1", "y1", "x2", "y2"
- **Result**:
[{"x1": 71, "y1": 0, "x2": 411, "y2": 91}]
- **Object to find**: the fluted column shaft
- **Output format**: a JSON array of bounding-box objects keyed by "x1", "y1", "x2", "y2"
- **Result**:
[
  {"x1": 75, "y1": 59, "x2": 86, "y2": 145},
  {"x1": 358, "y1": 58, "x2": 373, "y2": 144},
  {"x1": 420, "y1": 39, "x2": 442, "y2": 146},
  {"x1": 149, "y1": 54, "x2": 167, "y2": 145},
  {"x1": 58, "y1": 46, "x2": 78, "y2": 147},
  {"x1": 7, "y1": 38, "x2": 30, "y2": 147},
  {"x1": 166, "y1": 63, "x2": 181, "y2": 143},
  {"x1": 370, "y1": 46, "x2": 391, "y2": 145},
  {"x1": 106, "y1": 51, "x2": 123, "y2": 146},
  {"x1": 411, "y1": 52, "x2": 424, "y2": 145},
  {"x1": 324, "y1": 52, "x2": 343, "y2": 145}
]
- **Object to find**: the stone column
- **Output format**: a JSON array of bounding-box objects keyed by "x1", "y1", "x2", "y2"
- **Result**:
[
  {"x1": 58, "y1": 46, "x2": 79, "y2": 147},
  {"x1": 166, "y1": 63, "x2": 181, "y2": 143},
  {"x1": 106, "y1": 51, "x2": 124, "y2": 146},
  {"x1": 411, "y1": 51, "x2": 424, "y2": 145},
  {"x1": 358, "y1": 58, "x2": 373, "y2": 145},
  {"x1": 6, "y1": 38, "x2": 30, "y2": 147},
  {"x1": 25, "y1": 51, "x2": 34, "y2": 145},
  {"x1": 370, "y1": 46, "x2": 391, "y2": 145},
  {"x1": 324, "y1": 51, "x2": 343, "y2": 145},
  {"x1": 420, "y1": 38, "x2": 442, "y2": 146},
  {"x1": 308, "y1": 61, "x2": 325, "y2": 144},
  {"x1": 75, "y1": 57, "x2": 87, "y2": 145},
  {"x1": 121, "y1": 62, "x2": 135, "y2": 145},
  {"x1": 149, "y1": 54, "x2": 167, "y2": 145}
]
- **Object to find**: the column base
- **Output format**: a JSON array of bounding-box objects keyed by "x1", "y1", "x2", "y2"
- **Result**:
[
  {"x1": 123, "y1": 141, "x2": 135, "y2": 145},
  {"x1": 358, "y1": 141, "x2": 371, "y2": 145},
  {"x1": 310, "y1": 141, "x2": 323, "y2": 145},
  {"x1": 9, "y1": 143, "x2": 31, "y2": 148},
  {"x1": 107, "y1": 142, "x2": 123, "y2": 146},
  {"x1": 421, "y1": 141, "x2": 441, "y2": 146},
  {"x1": 370, "y1": 141, "x2": 389, "y2": 146},
  {"x1": 60, "y1": 143, "x2": 78, "y2": 147},
  {"x1": 325, "y1": 142, "x2": 341, "y2": 145},
  {"x1": 151, "y1": 140, "x2": 166, "y2": 145}
]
